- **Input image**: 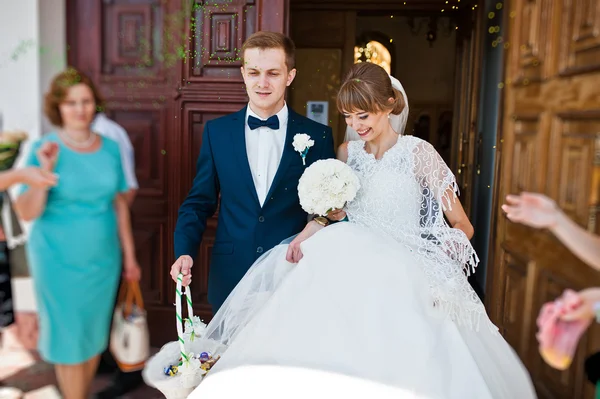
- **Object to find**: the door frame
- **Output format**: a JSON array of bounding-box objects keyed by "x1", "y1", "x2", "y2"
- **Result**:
[{"x1": 482, "y1": 0, "x2": 513, "y2": 325}]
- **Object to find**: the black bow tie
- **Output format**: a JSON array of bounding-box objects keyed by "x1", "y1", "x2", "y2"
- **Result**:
[{"x1": 248, "y1": 115, "x2": 280, "y2": 130}]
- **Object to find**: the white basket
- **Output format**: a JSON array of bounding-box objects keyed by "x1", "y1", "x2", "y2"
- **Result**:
[
  {"x1": 142, "y1": 275, "x2": 216, "y2": 399},
  {"x1": 143, "y1": 341, "x2": 198, "y2": 399}
]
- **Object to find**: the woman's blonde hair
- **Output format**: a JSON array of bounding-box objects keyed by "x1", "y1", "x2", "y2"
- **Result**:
[{"x1": 337, "y1": 62, "x2": 404, "y2": 115}]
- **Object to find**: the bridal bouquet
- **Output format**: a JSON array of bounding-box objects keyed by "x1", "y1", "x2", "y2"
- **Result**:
[
  {"x1": 298, "y1": 159, "x2": 360, "y2": 216},
  {"x1": 0, "y1": 131, "x2": 27, "y2": 171}
]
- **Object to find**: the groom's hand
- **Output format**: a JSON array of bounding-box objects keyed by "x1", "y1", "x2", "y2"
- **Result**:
[{"x1": 170, "y1": 255, "x2": 194, "y2": 286}]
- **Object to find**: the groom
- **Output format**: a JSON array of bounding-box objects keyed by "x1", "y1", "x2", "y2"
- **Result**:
[{"x1": 170, "y1": 31, "x2": 335, "y2": 311}]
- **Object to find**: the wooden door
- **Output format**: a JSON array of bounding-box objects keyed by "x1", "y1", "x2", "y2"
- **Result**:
[
  {"x1": 67, "y1": 0, "x2": 287, "y2": 346},
  {"x1": 488, "y1": 0, "x2": 600, "y2": 397},
  {"x1": 452, "y1": 7, "x2": 484, "y2": 220}
]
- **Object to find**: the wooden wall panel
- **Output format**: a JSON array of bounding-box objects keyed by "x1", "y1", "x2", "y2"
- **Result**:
[
  {"x1": 510, "y1": 0, "x2": 553, "y2": 83},
  {"x1": 548, "y1": 112, "x2": 600, "y2": 226},
  {"x1": 499, "y1": 248, "x2": 532, "y2": 358},
  {"x1": 510, "y1": 114, "x2": 545, "y2": 193},
  {"x1": 559, "y1": 0, "x2": 600, "y2": 76}
]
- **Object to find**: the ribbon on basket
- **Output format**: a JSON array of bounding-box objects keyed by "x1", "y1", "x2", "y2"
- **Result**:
[{"x1": 176, "y1": 273, "x2": 194, "y2": 363}]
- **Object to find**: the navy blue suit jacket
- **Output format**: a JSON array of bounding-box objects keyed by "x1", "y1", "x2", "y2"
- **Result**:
[{"x1": 174, "y1": 106, "x2": 335, "y2": 311}]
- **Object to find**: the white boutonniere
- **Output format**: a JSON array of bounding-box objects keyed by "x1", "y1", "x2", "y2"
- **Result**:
[{"x1": 292, "y1": 133, "x2": 315, "y2": 166}]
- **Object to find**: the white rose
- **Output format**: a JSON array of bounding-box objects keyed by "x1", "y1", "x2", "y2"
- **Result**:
[
  {"x1": 181, "y1": 356, "x2": 202, "y2": 375},
  {"x1": 293, "y1": 133, "x2": 315, "y2": 154},
  {"x1": 184, "y1": 315, "x2": 207, "y2": 339}
]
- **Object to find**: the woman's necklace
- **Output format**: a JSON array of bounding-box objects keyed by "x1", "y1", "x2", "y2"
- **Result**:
[{"x1": 59, "y1": 130, "x2": 96, "y2": 149}]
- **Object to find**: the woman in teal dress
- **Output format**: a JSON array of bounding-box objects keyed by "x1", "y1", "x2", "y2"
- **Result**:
[{"x1": 15, "y1": 68, "x2": 141, "y2": 399}]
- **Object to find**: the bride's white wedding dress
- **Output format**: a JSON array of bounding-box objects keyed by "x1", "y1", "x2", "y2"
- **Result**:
[{"x1": 189, "y1": 136, "x2": 536, "y2": 398}]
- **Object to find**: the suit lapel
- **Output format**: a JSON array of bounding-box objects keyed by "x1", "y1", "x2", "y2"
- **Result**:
[
  {"x1": 230, "y1": 106, "x2": 261, "y2": 207},
  {"x1": 265, "y1": 108, "x2": 304, "y2": 202}
]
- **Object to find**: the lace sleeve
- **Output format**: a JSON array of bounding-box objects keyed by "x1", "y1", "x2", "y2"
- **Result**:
[
  {"x1": 411, "y1": 139, "x2": 459, "y2": 212},
  {"x1": 402, "y1": 137, "x2": 489, "y2": 330}
]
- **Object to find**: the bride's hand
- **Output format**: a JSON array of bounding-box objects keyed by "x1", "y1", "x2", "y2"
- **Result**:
[
  {"x1": 327, "y1": 208, "x2": 347, "y2": 221},
  {"x1": 286, "y1": 221, "x2": 324, "y2": 263}
]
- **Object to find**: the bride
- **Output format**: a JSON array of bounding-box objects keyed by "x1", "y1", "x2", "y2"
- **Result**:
[{"x1": 189, "y1": 63, "x2": 536, "y2": 398}]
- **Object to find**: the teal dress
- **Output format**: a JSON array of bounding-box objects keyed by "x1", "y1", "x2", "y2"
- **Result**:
[{"x1": 19, "y1": 132, "x2": 127, "y2": 364}]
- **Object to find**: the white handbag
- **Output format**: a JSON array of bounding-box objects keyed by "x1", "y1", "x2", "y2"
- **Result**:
[{"x1": 110, "y1": 281, "x2": 150, "y2": 372}]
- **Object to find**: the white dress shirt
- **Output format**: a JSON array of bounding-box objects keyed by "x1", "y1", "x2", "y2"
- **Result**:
[
  {"x1": 245, "y1": 104, "x2": 288, "y2": 206},
  {"x1": 91, "y1": 113, "x2": 139, "y2": 189}
]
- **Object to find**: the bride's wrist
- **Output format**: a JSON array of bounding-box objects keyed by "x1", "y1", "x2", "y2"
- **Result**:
[
  {"x1": 308, "y1": 220, "x2": 325, "y2": 230},
  {"x1": 312, "y1": 216, "x2": 330, "y2": 227}
]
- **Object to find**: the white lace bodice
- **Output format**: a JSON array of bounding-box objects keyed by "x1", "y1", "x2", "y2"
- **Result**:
[
  {"x1": 346, "y1": 136, "x2": 425, "y2": 239},
  {"x1": 346, "y1": 136, "x2": 454, "y2": 243},
  {"x1": 344, "y1": 136, "x2": 493, "y2": 331}
]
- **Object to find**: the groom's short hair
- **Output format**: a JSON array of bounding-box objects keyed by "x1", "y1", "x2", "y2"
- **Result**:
[{"x1": 242, "y1": 31, "x2": 296, "y2": 71}]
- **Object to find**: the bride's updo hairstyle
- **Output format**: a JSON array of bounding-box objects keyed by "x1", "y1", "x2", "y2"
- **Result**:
[{"x1": 336, "y1": 62, "x2": 405, "y2": 116}]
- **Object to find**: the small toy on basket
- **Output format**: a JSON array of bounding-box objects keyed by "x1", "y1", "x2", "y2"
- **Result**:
[
  {"x1": 200, "y1": 354, "x2": 221, "y2": 372},
  {"x1": 165, "y1": 351, "x2": 222, "y2": 377},
  {"x1": 164, "y1": 365, "x2": 178, "y2": 376}
]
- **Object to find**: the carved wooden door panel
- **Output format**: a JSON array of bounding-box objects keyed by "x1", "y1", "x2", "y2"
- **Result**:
[
  {"x1": 67, "y1": 0, "x2": 287, "y2": 346},
  {"x1": 488, "y1": 0, "x2": 600, "y2": 397}
]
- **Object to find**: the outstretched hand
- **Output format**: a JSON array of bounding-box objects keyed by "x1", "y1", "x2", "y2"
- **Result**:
[
  {"x1": 18, "y1": 167, "x2": 58, "y2": 189},
  {"x1": 502, "y1": 192, "x2": 559, "y2": 229}
]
